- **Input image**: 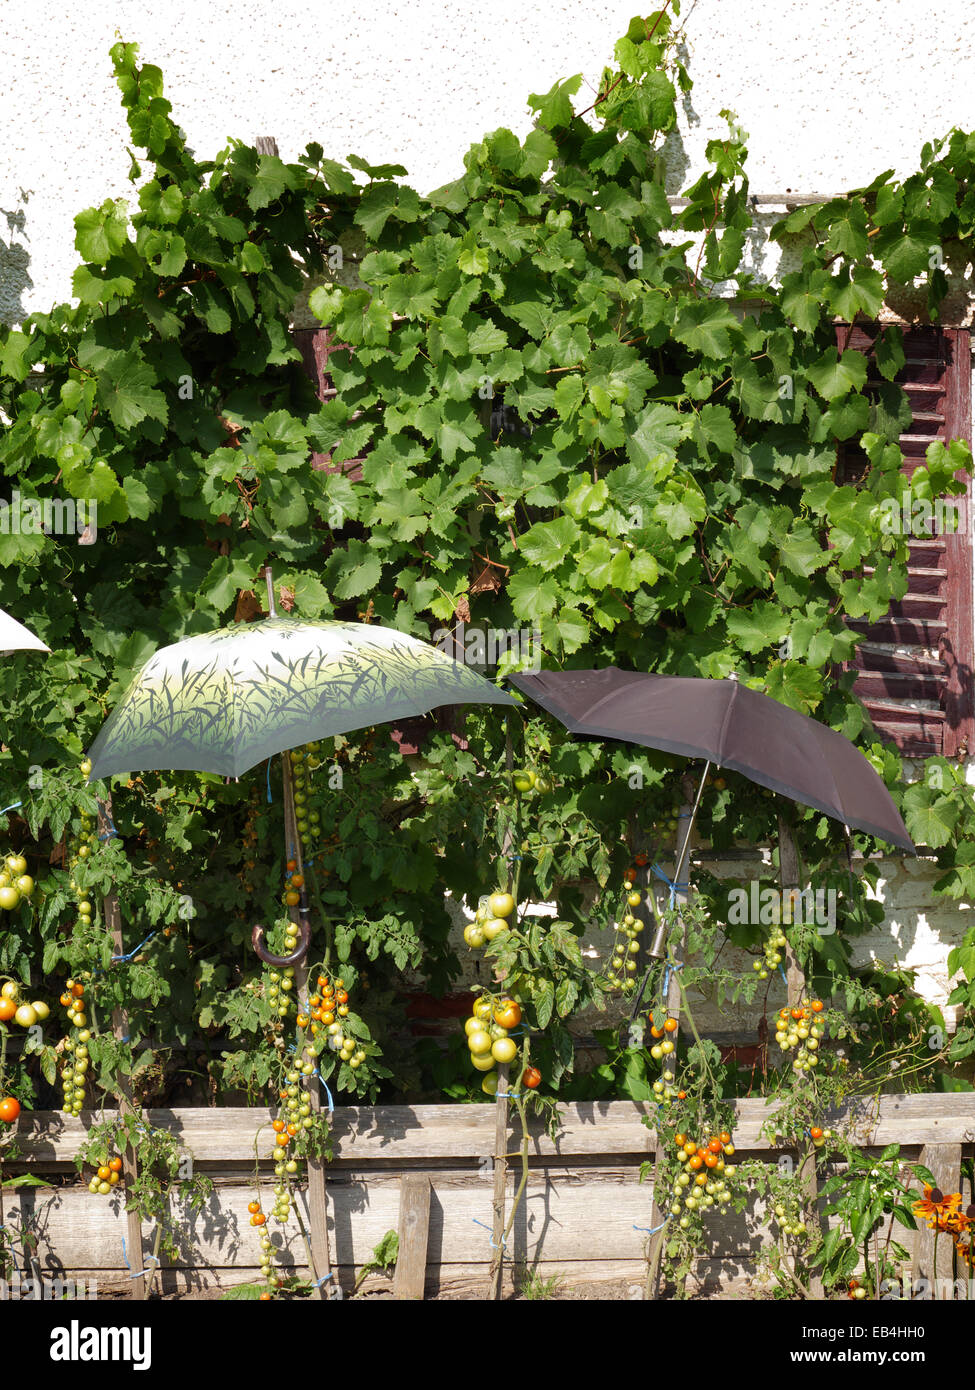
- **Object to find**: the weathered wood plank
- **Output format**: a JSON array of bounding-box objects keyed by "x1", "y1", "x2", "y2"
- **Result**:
[
  {"x1": 392, "y1": 1174, "x2": 431, "y2": 1300},
  {"x1": 11, "y1": 1096, "x2": 973, "y2": 1168},
  {"x1": 913, "y1": 1142, "x2": 963, "y2": 1290}
]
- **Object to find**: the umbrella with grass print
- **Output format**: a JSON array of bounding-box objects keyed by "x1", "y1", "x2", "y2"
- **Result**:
[{"x1": 86, "y1": 569, "x2": 517, "y2": 964}]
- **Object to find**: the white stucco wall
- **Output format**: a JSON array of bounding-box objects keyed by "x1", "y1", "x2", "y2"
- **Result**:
[
  {"x1": 3, "y1": 0, "x2": 975, "y2": 1019},
  {"x1": 3, "y1": 0, "x2": 975, "y2": 321}
]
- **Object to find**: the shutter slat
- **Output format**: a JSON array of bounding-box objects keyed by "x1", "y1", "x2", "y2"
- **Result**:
[{"x1": 838, "y1": 324, "x2": 973, "y2": 758}]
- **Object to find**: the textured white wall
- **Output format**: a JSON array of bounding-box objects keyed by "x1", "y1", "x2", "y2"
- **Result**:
[{"x1": 4, "y1": 0, "x2": 975, "y2": 320}]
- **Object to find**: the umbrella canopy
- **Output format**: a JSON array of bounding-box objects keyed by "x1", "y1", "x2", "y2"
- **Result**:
[
  {"x1": 508, "y1": 668, "x2": 914, "y2": 852},
  {"x1": 87, "y1": 616, "x2": 516, "y2": 780},
  {"x1": 0, "y1": 606, "x2": 49, "y2": 654}
]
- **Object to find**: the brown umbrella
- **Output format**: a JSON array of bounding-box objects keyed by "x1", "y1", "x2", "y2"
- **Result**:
[{"x1": 507, "y1": 668, "x2": 914, "y2": 852}]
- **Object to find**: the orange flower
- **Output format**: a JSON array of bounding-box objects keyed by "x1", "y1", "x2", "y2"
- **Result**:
[{"x1": 912, "y1": 1185, "x2": 963, "y2": 1231}]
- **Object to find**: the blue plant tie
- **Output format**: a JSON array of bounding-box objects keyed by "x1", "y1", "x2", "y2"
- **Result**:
[
  {"x1": 506, "y1": 853, "x2": 522, "y2": 861},
  {"x1": 110, "y1": 929, "x2": 158, "y2": 965},
  {"x1": 266, "y1": 758, "x2": 273, "y2": 804},
  {"x1": 472, "y1": 1217, "x2": 506, "y2": 1251},
  {"x1": 121, "y1": 1236, "x2": 160, "y2": 1278},
  {"x1": 650, "y1": 862, "x2": 689, "y2": 909},
  {"x1": 97, "y1": 812, "x2": 119, "y2": 842},
  {"x1": 0, "y1": 802, "x2": 22, "y2": 815},
  {"x1": 634, "y1": 1217, "x2": 669, "y2": 1236},
  {"x1": 778, "y1": 966, "x2": 788, "y2": 986},
  {"x1": 661, "y1": 956, "x2": 685, "y2": 997},
  {"x1": 311, "y1": 1270, "x2": 333, "y2": 1287},
  {"x1": 496, "y1": 1091, "x2": 522, "y2": 1100}
]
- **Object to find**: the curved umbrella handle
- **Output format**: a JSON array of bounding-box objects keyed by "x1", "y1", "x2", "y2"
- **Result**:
[{"x1": 251, "y1": 913, "x2": 311, "y2": 967}]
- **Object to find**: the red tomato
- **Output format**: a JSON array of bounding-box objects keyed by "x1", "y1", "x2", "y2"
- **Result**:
[
  {"x1": 522, "y1": 1066, "x2": 541, "y2": 1090},
  {"x1": 0, "y1": 1096, "x2": 21, "y2": 1123}
]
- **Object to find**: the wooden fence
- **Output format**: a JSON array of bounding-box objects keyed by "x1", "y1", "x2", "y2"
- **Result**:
[{"x1": 4, "y1": 1094, "x2": 973, "y2": 1298}]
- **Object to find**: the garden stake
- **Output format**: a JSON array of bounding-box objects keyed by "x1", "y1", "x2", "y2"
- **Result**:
[
  {"x1": 777, "y1": 808, "x2": 824, "y2": 1298},
  {"x1": 277, "y1": 687, "x2": 332, "y2": 1298},
  {"x1": 645, "y1": 769, "x2": 697, "y2": 1300},
  {"x1": 489, "y1": 711, "x2": 518, "y2": 1298},
  {"x1": 97, "y1": 794, "x2": 148, "y2": 1301}
]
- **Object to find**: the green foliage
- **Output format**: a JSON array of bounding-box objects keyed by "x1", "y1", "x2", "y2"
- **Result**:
[{"x1": 1, "y1": 13, "x2": 975, "y2": 1122}]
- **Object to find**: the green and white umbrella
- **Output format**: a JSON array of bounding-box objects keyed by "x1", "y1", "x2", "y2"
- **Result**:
[{"x1": 86, "y1": 615, "x2": 516, "y2": 781}]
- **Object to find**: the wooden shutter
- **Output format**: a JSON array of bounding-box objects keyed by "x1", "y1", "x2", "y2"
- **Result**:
[{"x1": 839, "y1": 325, "x2": 973, "y2": 758}]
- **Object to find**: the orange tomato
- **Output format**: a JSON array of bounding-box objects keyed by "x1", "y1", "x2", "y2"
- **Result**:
[
  {"x1": 0, "y1": 1096, "x2": 20, "y2": 1124},
  {"x1": 317, "y1": 975, "x2": 329, "y2": 990},
  {"x1": 284, "y1": 891, "x2": 300, "y2": 907},
  {"x1": 0, "y1": 999, "x2": 15, "y2": 1022},
  {"x1": 71, "y1": 983, "x2": 85, "y2": 998},
  {"x1": 251, "y1": 1213, "x2": 267, "y2": 1227},
  {"x1": 97, "y1": 1165, "x2": 111, "y2": 1181},
  {"x1": 707, "y1": 1138, "x2": 722, "y2": 1154},
  {"x1": 521, "y1": 1066, "x2": 542, "y2": 1090},
  {"x1": 790, "y1": 1007, "x2": 803, "y2": 1020},
  {"x1": 664, "y1": 1018, "x2": 678, "y2": 1033},
  {"x1": 704, "y1": 1153, "x2": 719, "y2": 1168},
  {"x1": 810, "y1": 1126, "x2": 824, "y2": 1140},
  {"x1": 623, "y1": 868, "x2": 637, "y2": 883},
  {"x1": 272, "y1": 1119, "x2": 285, "y2": 1133},
  {"x1": 677, "y1": 1090, "x2": 687, "y2": 1100},
  {"x1": 108, "y1": 1157, "x2": 122, "y2": 1173},
  {"x1": 286, "y1": 1123, "x2": 297, "y2": 1137},
  {"x1": 650, "y1": 1025, "x2": 664, "y2": 1039},
  {"x1": 296, "y1": 1014, "x2": 309, "y2": 1028},
  {"x1": 275, "y1": 1134, "x2": 290, "y2": 1147},
  {"x1": 688, "y1": 1154, "x2": 704, "y2": 1171},
  {"x1": 247, "y1": 1200, "x2": 261, "y2": 1213},
  {"x1": 718, "y1": 1131, "x2": 731, "y2": 1145},
  {"x1": 811, "y1": 1000, "x2": 824, "y2": 1013},
  {"x1": 290, "y1": 874, "x2": 304, "y2": 889},
  {"x1": 493, "y1": 1000, "x2": 522, "y2": 1030},
  {"x1": 674, "y1": 1133, "x2": 687, "y2": 1148},
  {"x1": 683, "y1": 1141, "x2": 697, "y2": 1155},
  {"x1": 286, "y1": 860, "x2": 297, "y2": 872},
  {"x1": 335, "y1": 990, "x2": 349, "y2": 1006}
]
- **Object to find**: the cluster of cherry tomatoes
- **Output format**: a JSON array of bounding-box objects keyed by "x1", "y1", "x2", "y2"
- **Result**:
[
  {"x1": 0, "y1": 977, "x2": 51, "y2": 1030},
  {"x1": 752, "y1": 925, "x2": 788, "y2": 981},
  {"x1": 280, "y1": 858, "x2": 305, "y2": 955},
  {"x1": 511, "y1": 767, "x2": 552, "y2": 795},
  {"x1": 58, "y1": 978, "x2": 92, "y2": 1116},
  {"x1": 647, "y1": 1013, "x2": 682, "y2": 1105},
  {"x1": 463, "y1": 995, "x2": 525, "y2": 1095},
  {"x1": 0, "y1": 851, "x2": 34, "y2": 914},
  {"x1": 289, "y1": 743, "x2": 323, "y2": 852},
  {"x1": 772, "y1": 1000, "x2": 826, "y2": 1072},
  {"x1": 607, "y1": 866, "x2": 644, "y2": 991},
  {"x1": 668, "y1": 1129, "x2": 737, "y2": 1223},
  {"x1": 266, "y1": 965, "x2": 296, "y2": 1021},
  {"x1": 86, "y1": 1155, "x2": 123, "y2": 1195},
  {"x1": 463, "y1": 890, "x2": 516, "y2": 953},
  {"x1": 769, "y1": 1196, "x2": 809, "y2": 1242},
  {"x1": 306, "y1": 973, "x2": 366, "y2": 1068}
]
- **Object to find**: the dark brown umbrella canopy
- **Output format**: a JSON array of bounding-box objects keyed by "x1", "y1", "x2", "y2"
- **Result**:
[{"x1": 508, "y1": 669, "x2": 914, "y2": 853}]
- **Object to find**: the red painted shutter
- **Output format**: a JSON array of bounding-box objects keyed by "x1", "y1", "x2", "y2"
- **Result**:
[{"x1": 839, "y1": 325, "x2": 973, "y2": 758}]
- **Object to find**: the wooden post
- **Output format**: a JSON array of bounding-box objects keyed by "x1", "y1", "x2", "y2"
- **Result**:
[
  {"x1": 645, "y1": 769, "x2": 696, "y2": 1299},
  {"x1": 914, "y1": 1142, "x2": 963, "y2": 1295},
  {"x1": 96, "y1": 794, "x2": 148, "y2": 1299},
  {"x1": 280, "y1": 700, "x2": 332, "y2": 1298},
  {"x1": 393, "y1": 1174, "x2": 431, "y2": 1300},
  {"x1": 777, "y1": 811, "x2": 823, "y2": 1299},
  {"x1": 489, "y1": 715, "x2": 518, "y2": 1298}
]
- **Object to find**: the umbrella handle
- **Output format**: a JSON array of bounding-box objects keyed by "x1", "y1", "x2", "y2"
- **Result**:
[{"x1": 251, "y1": 914, "x2": 311, "y2": 967}]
